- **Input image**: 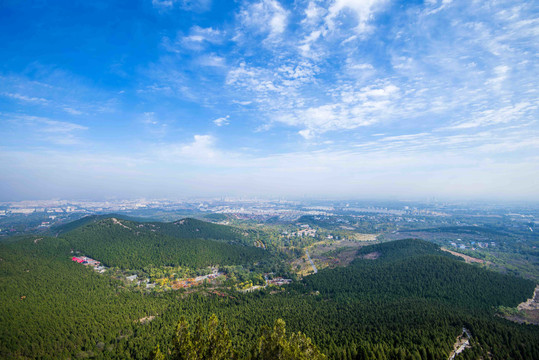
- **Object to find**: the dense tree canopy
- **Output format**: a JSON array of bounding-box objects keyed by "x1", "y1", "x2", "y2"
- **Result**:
[
  {"x1": 62, "y1": 218, "x2": 267, "y2": 269},
  {"x1": 1, "y1": 235, "x2": 538, "y2": 360}
]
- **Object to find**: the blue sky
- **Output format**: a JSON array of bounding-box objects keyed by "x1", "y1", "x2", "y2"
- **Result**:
[{"x1": 0, "y1": 0, "x2": 538, "y2": 201}]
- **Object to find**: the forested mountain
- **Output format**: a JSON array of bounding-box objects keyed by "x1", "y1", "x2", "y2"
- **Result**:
[
  {"x1": 52, "y1": 214, "x2": 150, "y2": 235},
  {"x1": 61, "y1": 217, "x2": 266, "y2": 269},
  {"x1": 304, "y1": 239, "x2": 533, "y2": 309},
  {"x1": 142, "y1": 239, "x2": 538, "y2": 359},
  {"x1": 55, "y1": 215, "x2": 253, "y2": 244},
  {"x1": 0, "y1": 236, "x2": 168, "y2": 359},
  {"x1": 1, "y1": 234, "x2": 538, "y2": 359},
  {"x1": 150, "y1": 218, "x2": 255, "y2": 245}
]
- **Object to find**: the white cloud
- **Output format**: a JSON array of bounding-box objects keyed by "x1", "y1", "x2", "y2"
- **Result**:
[
  {"x1": 298, "y1": 30, "x2": 322, "y2": 56},
  {"x1": 236, "y1": 0, "x2": 289, "y2": 41},
  {"x1": 180, "y1": 134, "x2": 216, "y2": 157},
  {"x1": 181, "y1": 0, "x2": 212, "y2": 11},
  {"x1": 226, "y1": 60, "x2": 319, "y2": 107},
  {"x1": 184, "y1": 26, "x2": 222, "y2": 44},
  {"x1": 152, "y1": 0, "x2": 174, "y2": 8},
  {"x1": 154, "y1": 134, "x2": 233, "y2": 165},
  {"x1": 2, "y1": 92, "x2": 48, "y2": 104},
  {"x1": 485, "y1": 65, "x2": 510, "y2": 91},
  {"x1": 447, "y1": 102, "x2": 536, "y2": 129},
  {"x1": 63, "y1": 107, "x2": 83, "y2": 115},
  {"x1": 213, "y1": 115, "x2": 230, "y2": 126},
  {"x1": 152, "y1": 0, "x2": 211, "y2": 11},
  {"x1": 303, "y1": 1, "x2": 325, "y2": 25},
  {"x1": 5, "y1": 114, "x2": 89, "y2": 145},
  {"x1": 226, "y1": 63, "x2": 284, "y2": 94},
  {"x1": 325, "y1": 0, "x2": 389, "y2": 34},
  {"x1": 142, "y1": 112, "x2": 158, "y2": 125},
  {"x1": 5, "y1": 124, "x2": 537, "y2": 200},
  {"x1": 0, "y1": 73, "x2": 121, "y2": 116},
  {"x1": 38, "y1": 119, "x2": 88, "y2": 133},
  {"x1": 167, "y1": 26, "x2": 225, "y2": 52},
  {"x1": 4, "y1": 0, "x2": 538, "y2": 200},
  {"x1": 270, "y1": 82, "x2": 400, "y2": 137},
  {"x1": 197, "y1": 54, "x2": 226, "y2": 67},
  {"x1": 141, "y1": 112, "x2": 169, "y2": 137},
  {"x1": 346, "y1": 61, "x2": 374, "y2": 73},
  {"x1": 232, "y1": 100, "x2": 252, "y2": 105},
  {"x1": 298, "y1": 129, "x2": 314, "y2": 139},
  {"x1": 423, "y1": 0, "x2": 454, "y2": 15}
]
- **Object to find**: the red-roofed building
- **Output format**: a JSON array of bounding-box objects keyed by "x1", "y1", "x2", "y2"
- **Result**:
[{"x1": 72, "y1": 257, "x2": 85, "y2": 263}]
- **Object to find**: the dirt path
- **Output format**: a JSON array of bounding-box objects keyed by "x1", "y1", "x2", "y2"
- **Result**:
[
  {"x1": 441, "y1": 248, "x2": 486, "y2": 264},
  {"x1": 305, "y1": 250, "x2": 317, "y2": 274},
  {"x1": 448, "y1": 328, "x2": 471, "y2": 360},
  {"x1": 111, "y1": 218, "x2": 131, "y2": 230}
]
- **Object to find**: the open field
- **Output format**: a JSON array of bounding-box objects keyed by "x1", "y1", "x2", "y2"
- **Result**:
[{"x1": 291, "y1": 237, "x2": 378, "y2": 276}]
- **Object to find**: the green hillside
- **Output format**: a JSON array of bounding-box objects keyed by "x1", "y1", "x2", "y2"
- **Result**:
[
  {"x1": 0, "y1": 236, "x2": 167, "y2": 359},
  {"x1": 305, "y1": 239, "x2": 533, "y2": 308},
  {"x1": 1, "y1": 236, "x2": 538, "y2": 359},
  {"x1": 52, "y1": 213, "x2": 151, "y2": 235},
  {"x1": 143, "y1": 239, "x2": 538, "y2": 359},
  {"x1": 151, "y1": 217, "x2": 255, "y2": 245},
  {"x1": 61, "y1": 217, "x2": 266, "y2": 269}
]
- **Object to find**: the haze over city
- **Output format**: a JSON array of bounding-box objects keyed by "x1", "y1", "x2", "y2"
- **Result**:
[{"x1": 1, "y1": 0, "x2": 538, "y2": 201}]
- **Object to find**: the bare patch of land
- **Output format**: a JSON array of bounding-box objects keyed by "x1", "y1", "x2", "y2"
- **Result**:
[
  {"x1": 518, "y1": 285, "x2": 539, "y2": 311},
  {"x1": 111, "y1": 218, "x2": 131, "y2": 230},
  {"x1": 350, "y1": 233, "x2": 378, "y2": 241},
  {"x1": 359, "y1": 252, "x2": 380, "y2": 260},
  {"x1": 136, "y1": 315, "x2": 156, "y2": 324},
  {"x1": 441, "y1": 248, "x2": 486, "y2": 264},
  {"x1": 516, "y1": 285, "x2": 539, "y2": 324},
  {"x1": 500, "y1": 285, "x2": 539, "y2": 325},
  {"x1": 292, "y1": 238, "x2": 378, "y2": 276}
]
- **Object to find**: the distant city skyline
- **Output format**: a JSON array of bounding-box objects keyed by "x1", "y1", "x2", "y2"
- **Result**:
[{"x1": 1, "y1": 0, "x2": 538, "y2": 201}]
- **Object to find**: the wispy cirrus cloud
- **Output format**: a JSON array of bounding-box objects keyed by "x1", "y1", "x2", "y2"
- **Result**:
[
  {"x1": 446, "y1": 102, "x2": 536, "y2": 130},
  {"x1": 213, "y1": 115, "x2": 230, "y2": 126},
  {"x1": 0, "y1": 72, "x2": 118, "y2": 116},
  {"x1": 3, "y1": 114, "x2": 88, "y2": 145},
  {"x1": 277, "y1": 82, "x2": 401, "y2": 139},
  {"x1": 152, "y1": 0, "x2": 212, "y2": 12},
  {"x1": 1, "y1": 92, "x2": 49, "y2": 104},
  {"x1": 220, "y1": 0, "x2": 538, "y2": 141},
  {"x1": 180, "y1": 26, "x2": 224, "y2": 50}
]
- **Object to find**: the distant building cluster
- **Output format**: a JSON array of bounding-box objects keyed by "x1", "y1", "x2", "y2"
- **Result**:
[
  {"x1": 289, "y1": 225, "x2": 317, "y2": 237},
  {"x1": 170, "y1": 269, "x2": 223, "y2": 290},
  {"x1": 267, "y1": 277, "x2": 292, "y2": 286},
  {"x1": 71, "y1": 256, "x2": 106, "y2": 273}
]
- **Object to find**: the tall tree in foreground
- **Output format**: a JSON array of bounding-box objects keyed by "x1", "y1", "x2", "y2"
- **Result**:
[
  {"x1": 149, "y1": 344, "x2": 165, "y2": 360},
  {"x1": 163, "y1": 316, "x2": 326, "y2": 360},
  {"x1": 251, "y1": 319, "x2": 326, "y2": 360},
  {"x1": 172, "y1": 314, "x2": 235, "y2": 360}
]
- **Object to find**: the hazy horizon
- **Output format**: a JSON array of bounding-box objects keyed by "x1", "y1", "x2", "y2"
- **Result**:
[{"x1": 1, "y1": 0, "x2": 538, "y2": 201}]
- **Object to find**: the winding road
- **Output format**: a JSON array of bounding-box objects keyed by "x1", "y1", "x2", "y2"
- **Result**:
[{"x1": 305, "y1": 250, "x2": 318, "y2": 274}]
